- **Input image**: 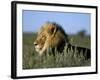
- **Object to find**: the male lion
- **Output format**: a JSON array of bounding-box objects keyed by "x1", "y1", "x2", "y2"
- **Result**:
[
  {"x1": 34, "y1": 22, "x2": 69, "y2": 55},
  {"x1": 34, "y1": 22, "x2": 90, "y2": 59}
]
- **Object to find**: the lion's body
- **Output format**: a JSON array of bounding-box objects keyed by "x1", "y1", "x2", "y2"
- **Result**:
[
  {"x1": 34, "y1": 22, "x2": 69, "y2": 55},
  {"x1": 34, "y1": 22, "x2": 90, "y2": 59},
  {"x1": 67, "y1": 43, "x2": 91, "y2": 59}
]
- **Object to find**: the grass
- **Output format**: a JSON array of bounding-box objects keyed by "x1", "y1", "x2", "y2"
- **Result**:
[{"x1": 23, "y1": 33, "x2": 91, "y2": 69}]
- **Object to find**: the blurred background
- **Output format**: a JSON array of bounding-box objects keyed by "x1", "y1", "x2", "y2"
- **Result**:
[{"x1": 22, "y1": 10, "x2": 91, "y2": 35}]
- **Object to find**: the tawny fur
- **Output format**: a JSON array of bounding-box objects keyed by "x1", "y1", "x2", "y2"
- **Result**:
[
  {"x1": 34, "y1": 22, "x2": 68, "y2": 55},
  {"x1": 34, "y1": 22, "x2": 90, "y2": 59}
]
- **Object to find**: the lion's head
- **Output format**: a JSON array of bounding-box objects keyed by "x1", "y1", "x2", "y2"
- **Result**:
[{"x1": 34, "y1": 22, "x2": 69, "y2": 55}]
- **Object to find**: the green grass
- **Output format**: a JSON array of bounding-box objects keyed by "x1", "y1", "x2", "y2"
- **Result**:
[{"x1": 23, "y1": 33, "x2": 91, "y2": 69}]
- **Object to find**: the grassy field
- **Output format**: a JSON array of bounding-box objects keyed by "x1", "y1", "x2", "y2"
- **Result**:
[{"x1": 23, "y1": 33, "x2": 91, "y2": 69}]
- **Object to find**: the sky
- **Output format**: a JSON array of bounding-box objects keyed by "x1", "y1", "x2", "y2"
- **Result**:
[{"x1": 22, "y1": 10, "x2": 91, "y2": 35}]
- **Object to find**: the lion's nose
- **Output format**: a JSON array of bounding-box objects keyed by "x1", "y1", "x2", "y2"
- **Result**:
[{"x1": 34, "y1": 42, "x2": 38, "y2": 46}]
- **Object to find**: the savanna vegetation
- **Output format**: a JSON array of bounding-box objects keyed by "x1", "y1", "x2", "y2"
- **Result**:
[{"x1": 23, "y1": 31, "x2": 91, "y2": 69}]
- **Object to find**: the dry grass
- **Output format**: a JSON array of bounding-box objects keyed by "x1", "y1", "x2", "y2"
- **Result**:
[{"x1": 23, "y1": 33, "x2": 91, "y2": 69}]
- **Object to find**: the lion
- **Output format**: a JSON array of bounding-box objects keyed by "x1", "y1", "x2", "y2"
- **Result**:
[
  {"x1": 34, "y1": 22, "x2": 69, "y2": 55},
  {"x1": 34, "y1": 22, "x2": 91, "y2": 59}
]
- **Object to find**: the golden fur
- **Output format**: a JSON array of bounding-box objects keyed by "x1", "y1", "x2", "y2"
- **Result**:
[{"x1": 34, "y1": 22, "x2": 69, "y2": 55}]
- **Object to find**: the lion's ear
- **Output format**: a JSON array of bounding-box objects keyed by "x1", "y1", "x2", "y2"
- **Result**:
[{"x1": 49, "y1": 25, "x2": 57, "y2": 36}]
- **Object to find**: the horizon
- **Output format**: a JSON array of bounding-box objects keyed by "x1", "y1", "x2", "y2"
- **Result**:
[{"x1": 22, "y1": 10, "x2": 91, "y2": 35}]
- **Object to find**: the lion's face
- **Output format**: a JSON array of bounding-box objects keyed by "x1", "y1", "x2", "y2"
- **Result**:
[
  {"x1": 34, "y1": 22, "x2": 68, "y2": 55},
  {"x1": 34, "y1": 32, "x2": 47, "y2": 52}
]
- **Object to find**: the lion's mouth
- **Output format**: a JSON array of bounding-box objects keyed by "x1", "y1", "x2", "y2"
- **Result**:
[{"x1": 35, "y1": 45, "x2": 42, "y2": 52}]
